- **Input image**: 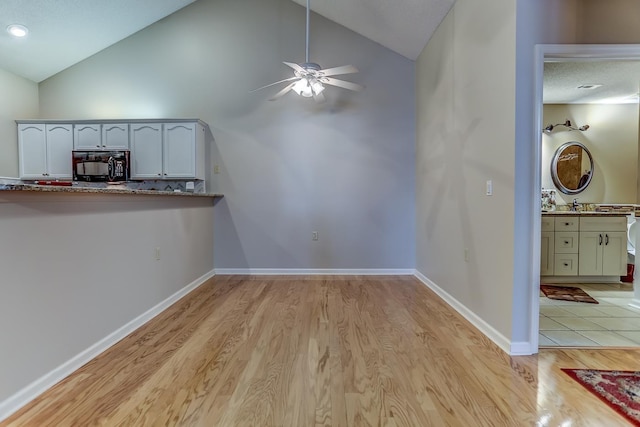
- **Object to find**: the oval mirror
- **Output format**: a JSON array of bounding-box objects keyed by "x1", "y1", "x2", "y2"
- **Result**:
[{"x1": 551, "y1": 141, "x2": 594, "y2": 195}]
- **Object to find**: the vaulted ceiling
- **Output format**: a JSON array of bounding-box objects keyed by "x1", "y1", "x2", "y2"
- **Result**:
[
  {"x1": 2, "y1": 0, "x2": 638, "y2": 105},
  {"x1": 0, "y1": 0, "x2": 454, "y2": 83}
]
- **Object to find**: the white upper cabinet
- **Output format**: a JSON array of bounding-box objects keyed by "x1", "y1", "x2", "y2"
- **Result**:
[
  {"x1": 18, "y1": 119, "x2": 206, "y2": 181},
  {"x1": 101, "y1": 124, "x2": 129, "y2": 150},
  {"x1": 18, "y1": 124, "x2": 47, "y2": 179},
  {"x1": 19, "y1": 123, "x2": 73, "y2": 179},
  {"x1": 130, "y1": 121, "x2": 205, "y2": 180},
  {"x1": 75, "y1": 123, "x2": 130, "y2": 150},
  {"x1": 130, "y1": 123, "x2": 163, "y2": 179},
  {"x1": 163, "y1": 123, "x2": 196, "y2": 179},
  {"x1": 73, "y1": 124, "x2": 102, "y2": 150}
]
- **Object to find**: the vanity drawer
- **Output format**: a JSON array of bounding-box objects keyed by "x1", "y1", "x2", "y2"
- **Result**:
[
  {"x1": 580, "y1": 216, "x2": 626, "y2": 232},
  {"x1": 554, "y1": 232, "x2": 579, "y2": 253},
  {"x1": 541, "y1": 217, "x2": 555, "y2": 232},
  {"x1": 554, "y1": 253, "x2": 579, "y2": 276},
  {"x1": 555, "y1": 217, "x2": 579, "y2": 231}
]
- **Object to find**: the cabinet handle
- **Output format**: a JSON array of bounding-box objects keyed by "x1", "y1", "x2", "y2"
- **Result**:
[
  {"x1": 599, "y1": 234, "x2": 603, "y2": 245},
  {"x1": 96, "y1": 145, "x2": 100, "y2": 148},
  {"x1": 564, "y1": 263, "x2": 569, "y2": 266},
  {"x1": 564, "y1": 240, "x2": 569, "y2": 244},
  {"x1": 565, "y1": 222, "x2": 570, "y2": 226},
  {"x1": 605, "y1": 234, "x2": 609, "y2": 245}
]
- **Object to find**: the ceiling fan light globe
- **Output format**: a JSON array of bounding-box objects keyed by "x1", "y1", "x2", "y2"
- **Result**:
[
  {"x1": 293, "y1": 79, "x2": 313, "y2": 97},
  {"x1": 311, "y1": 81, "x2": 325, "y2": 95}
]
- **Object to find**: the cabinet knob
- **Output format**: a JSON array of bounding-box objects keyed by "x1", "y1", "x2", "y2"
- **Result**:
[
  {"x1": 564, "y1": 241, "x2": 569, "y2": 244},
  {"x1": 564, "y1": 263, "x2": 568, "y2": 266},
  {"x1": 96, "y1": 145, "x2": 100, "y2": 148}
]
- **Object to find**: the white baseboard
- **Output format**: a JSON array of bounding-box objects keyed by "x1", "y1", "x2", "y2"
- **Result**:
[
  {"x1": 0, "y1": 269, "x2": 215, "y2": 423},
  {"x1": 214, "y1": 268, "x2": 415, "y2": 276},
  {"x1": 413, "y1": 271, "x2": 529, "y2": 355},
  {"x1": 509, "y1": 341, "x2": 535, "y2": 356}
]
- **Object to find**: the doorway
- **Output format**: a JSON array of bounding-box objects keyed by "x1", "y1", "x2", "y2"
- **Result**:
[{"x1": 533, "y1": 44, "x2": 640, "y2": 350}]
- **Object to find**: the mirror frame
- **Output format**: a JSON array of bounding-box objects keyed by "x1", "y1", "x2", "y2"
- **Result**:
[{"x1": 550, "y1": 141, "x2": 594, "y2": 195}]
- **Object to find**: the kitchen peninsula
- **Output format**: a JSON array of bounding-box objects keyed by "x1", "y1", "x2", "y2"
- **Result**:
[{"x1": 0, "y1": 176, "x2": 220, "y2": 415}]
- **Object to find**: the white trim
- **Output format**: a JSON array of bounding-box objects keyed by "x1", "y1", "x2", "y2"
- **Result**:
[
  {"x1": 629, "y1": 300, "x2": 640, "y2": 311},
  {"x1": 510, "y1": 341, "x2": 535, "y2": 356},
  {"x1": 214, "y1": 268, "x2": 416, "y2": 276},
  {"x1": 530, "y1": 44, "x2": 640, "y2": 356},
  {"x1": 413, "y1": 271, "x2": 525, "y2": 355},
  {"x1": 0, "y1": 269, "x2": 215, "y2": 423}
]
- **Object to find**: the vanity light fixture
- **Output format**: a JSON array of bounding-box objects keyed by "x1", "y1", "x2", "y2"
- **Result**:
[
  {"x1": 543, "y1": 119, "x2": 589, "y2": 133},
  {"x1": 6, "y1": 24, "x2": 29, "y2": 38}
]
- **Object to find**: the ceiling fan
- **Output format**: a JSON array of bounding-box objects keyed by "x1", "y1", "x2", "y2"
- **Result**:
[{"x1": 251, "y1": 0, "x2": 364, "y2": 102}]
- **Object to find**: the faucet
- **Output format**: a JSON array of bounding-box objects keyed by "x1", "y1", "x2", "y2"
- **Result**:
[{"x1": 571, "y1": 198, "x2": 580, "y2": 211}]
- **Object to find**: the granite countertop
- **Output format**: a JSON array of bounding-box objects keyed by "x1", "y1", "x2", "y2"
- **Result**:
[
  {"x1": 541, "y1": 211, "x2": 628, "y2": 217},
  {"x1": 0, "y1": 183, "x2": 222, "y2": 198}
]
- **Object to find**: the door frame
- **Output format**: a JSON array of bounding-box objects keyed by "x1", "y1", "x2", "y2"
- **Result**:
[{"x1": 531, "y1": 44, "x2": 640, "y2": 352}]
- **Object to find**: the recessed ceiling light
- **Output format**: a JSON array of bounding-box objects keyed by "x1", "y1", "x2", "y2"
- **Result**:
[
  {"x1": 7, "y1": 24, "x2": 29, "y2": 38},
  {"x1": 577, "y1": 84, "x2": 602, "y2": 90}
]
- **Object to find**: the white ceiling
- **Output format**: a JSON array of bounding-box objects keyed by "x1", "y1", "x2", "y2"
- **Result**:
[
  {"x1": 0, "y1": 0, "x2": 454, "y2": 83},
  {"x1": 290, "y1": 0, "x2": 455, "y2": 61},
  {"x1": 4, "y1": 0, "x2": 635, "y2": 105},
  {"x1": 545, "y1": 61, "x2": 640, "y2": 104},
  {"x1": 0, "y1": 0, "x2": 198, "y2": 82}
]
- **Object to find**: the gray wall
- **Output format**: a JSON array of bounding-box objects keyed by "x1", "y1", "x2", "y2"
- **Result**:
[
  {"x1": 0, "y1": 68, "x2": 39, "y2": 177},
  {"x1": 0, "y1": 192, "x2": 214, "y2": 404},
  {"x1": 38, "y1": 0, "x2": 416, "y2": 270},
  {"x1": 416, "y1": 0, "x2": 580, "y2": 349}
]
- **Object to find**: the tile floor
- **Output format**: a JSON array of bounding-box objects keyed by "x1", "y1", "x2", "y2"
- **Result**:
[{"x1": 539, "y1": 282, "x2": 640, "y2": 347}]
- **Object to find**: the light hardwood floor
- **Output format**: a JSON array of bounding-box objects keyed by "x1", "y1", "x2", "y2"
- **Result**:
[{"x1": 4, "y1": 275, "x2": 640, "y2": 426}]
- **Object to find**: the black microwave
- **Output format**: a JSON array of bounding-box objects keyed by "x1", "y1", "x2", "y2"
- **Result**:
[{"x1": 72, "y1": 151, "x2": 130, "y2": 182}]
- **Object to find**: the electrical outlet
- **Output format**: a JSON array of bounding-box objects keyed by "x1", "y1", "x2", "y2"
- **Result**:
[
  {"x1": 155, "y1": 247, "x2": 161, "y2": 261},
  {"x1": 464, "y1": 248, "x2": 469, "y2": 262},
  {"x1": 214, "y1": 164, "x2": 220, "y2": 174},
  {"x1": 486, "y1": 180, "x2": 493, "y2": 196},
  {"x1": 312, "y1": 231, "x2": 319, "y2": 241}
]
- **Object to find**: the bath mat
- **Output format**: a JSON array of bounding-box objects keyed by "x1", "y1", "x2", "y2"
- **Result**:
[
  {"x1": 540, "y1": 284, "x2": 599, "y2": 304},
  {"x1": 562, "y1": 369, "x2": 640, "y2": 426}
]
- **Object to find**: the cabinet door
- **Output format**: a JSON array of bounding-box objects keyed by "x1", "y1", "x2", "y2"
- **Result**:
[
  {"x1": 602, "y1": 231, "x2": 627, "y2": 276},
  {"x1": 579, "y1": 231, "x2": 603, "y2": 276},
  {"x1": 46, "y1": 124, "x2": 73, "y2": 178},
  {"x1": 541, "y1": 231, "x2": 555, "y2": 275},
  {"x1": 163, "y1": 123, "x2": 196, "y2": 178},
  {"x1": 102, "y1": 124, "x2": 129, "y2": 149},
  {"x1": 74, "y1": 124, "x2": 102, "y2": 149},
  {"x1": 18, "y1": 124, "x2": 47, "y2": 179},
  {"x1": 130, "y1": 123, "x2": 163, "y2": 179}
]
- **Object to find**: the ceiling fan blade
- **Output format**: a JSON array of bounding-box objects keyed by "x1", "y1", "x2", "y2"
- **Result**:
[
  {"x1": 269, "y1": 81, "x2": 297, "y2": 101},
  {"x1": 317, "y1": 65, "x2": 359, "y2": 77},
  {"x1": 283, "y1": 61, "x2": 306, "y2": 73},
  {"x1": 321, "y1": 77, "x2": 364, "y2": 92},
  {"x1": 250, "y1": 77, "x2": 299, "y2": 93}
]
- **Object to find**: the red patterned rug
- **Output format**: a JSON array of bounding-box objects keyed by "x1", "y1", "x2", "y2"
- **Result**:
[
  {"x1": 563, "y1": 369, "x2": 640, "y2": 425},
  {"x1": 540, "y1": 284, "x2": 599, "y2": 304}
]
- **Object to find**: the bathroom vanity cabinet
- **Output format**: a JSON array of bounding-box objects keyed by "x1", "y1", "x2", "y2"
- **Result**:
[{"x1": 541, "y1": 214, "x2": 627, "y2": 281}]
